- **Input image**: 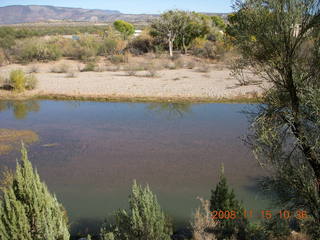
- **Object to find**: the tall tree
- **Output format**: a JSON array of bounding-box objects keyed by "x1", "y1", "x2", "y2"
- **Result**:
[
  {"x1": 101, "y1": 180, "x2": 172, "y2": 240},
  {"x1": 227, "y1": 0, "x2": 320, "y2": 237},
  {"x1": 151, "y1": 10, "x2": 210, "y2": 56},
  {"x1": 210, "y1": 165, "x2": 248, "y2": 240},
  {"x1": 0, "y1": 144, "x2": 70, "y2": 240}
]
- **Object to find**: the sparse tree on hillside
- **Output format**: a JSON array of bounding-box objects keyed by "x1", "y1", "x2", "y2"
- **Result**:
[
  {"x1": 0, "y1": 144, "x2": 70, "y2": 240},
  {"x1": 227, "y1": 0, "x2": 320, "y2": 237}
]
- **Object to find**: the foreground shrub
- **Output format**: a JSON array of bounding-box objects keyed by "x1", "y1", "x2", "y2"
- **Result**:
[
  {"x1": 109, "y1": 54, "x2": 127, "y2": 64},
  {"x1": 100, "y1": 180, "x2": 172, "y2": 240},
  {"x1": 0, "y1": 49, "x2": 6, "y2": 66},
  {"x1": 25, "y1": 74, "x2": 38, "y2": 90},
  {"x1": 9, "y1": 69, "x2": 25, "y2": 92},
  {"x1": 0, "y1": 145, "x2": 70, "y2": 240},
  {"x1": 14, "y1": 38, "x2": 62, "y2": 63},
  {"x1": 51, "y1": 63, "x2": 70, "y2": 73},
  {"x1": 81, "y1": 62, "x2": 96, "y2": 72},
  {"x1": 98, "y1": 38, "x2": 118, "y2": 56},
  {"x1": 128, "y1": 35, "x2": 154, "y2": 55},
  {"x1": 192, "y1": 197, "x2": 217, "y2": 240}
]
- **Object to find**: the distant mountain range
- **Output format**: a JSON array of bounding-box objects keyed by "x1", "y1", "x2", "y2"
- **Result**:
[
  {"x1": 0, "y1": 5, "x2": 159, "y2": 25},
  {"x1": 0, "y1": 5, "x2": 227, "y2": 25}
]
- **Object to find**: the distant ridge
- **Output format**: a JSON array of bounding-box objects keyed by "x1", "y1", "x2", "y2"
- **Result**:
[{"x1": 0, "y1": 5, "x2": 227, "y2": 25}]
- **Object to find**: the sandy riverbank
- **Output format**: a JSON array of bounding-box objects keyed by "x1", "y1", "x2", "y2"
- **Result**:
[{"x1": 0, "y1": 59, "x2": 267, "y2": 102}]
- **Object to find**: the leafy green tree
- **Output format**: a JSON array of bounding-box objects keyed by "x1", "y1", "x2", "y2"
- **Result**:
[
  {"x1": 150, "y1": 10, "x2": 187, "y2": 57},
  {"x1": 101, "y1": 180, "x2": 172, "y2": 240},
  {"x1": 227, "y1": 0, "x2": 320, "y2": 238},
  {"x1": 210, "y1": 165, "x2": 248, "y2": 240},
  {"x1": 113, "y1": 20, "x2": 135, "y2": 40},
  {"x1": 151, "y1": 10, "x2": 210, "y2": 55},
  {"x1": 0, "y1": 144, "x2": 70, "y2": 240},
  {"x1": 211, "y1": 16, "x2": 226, "y2": 30}
]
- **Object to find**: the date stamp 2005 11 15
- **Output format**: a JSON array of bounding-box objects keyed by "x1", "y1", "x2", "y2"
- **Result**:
[{"x1": 211, "y1": 210, "x2": 309, "y2": 220}]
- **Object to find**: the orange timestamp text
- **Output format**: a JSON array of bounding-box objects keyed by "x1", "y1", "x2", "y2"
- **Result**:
[{"x1": 211, "y1": 210, "x2": 309, "y2": 220}]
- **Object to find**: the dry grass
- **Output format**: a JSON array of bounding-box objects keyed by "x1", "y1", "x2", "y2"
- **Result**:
[
  {"x1": 196, "y1": 64, "x2": 211, "y2": 73},
  {"x1": 29, "y1": 65, "x2": 40, "y2": 73},
  {"x1": 191, "y1": 197, "x2": 217, "y2": 240},
  {"x1": 51, "y1": 63, "x2": 70, "y2": 73},
  {"x1": 65, "y1": 71, "x2": 77, "y2": 78},
  {"x1": 0, "y1": 128, "x2": 39, "y2": 155}
]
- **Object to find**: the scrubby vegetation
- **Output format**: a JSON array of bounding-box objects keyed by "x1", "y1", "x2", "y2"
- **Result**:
[
  {"x1": 0, "y1": 11, "x2": 228, "y2": 66},
  {"x1": 6, "y1": 69, "x2": 38, "y2": 92}
]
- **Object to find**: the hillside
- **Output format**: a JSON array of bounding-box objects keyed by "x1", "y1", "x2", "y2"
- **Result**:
[
  {"x1": 0, "y1": 5, "x2": 158, "y2": 24},
  {"x1": 0, "y1": 5, "x2": 227, "y2": 25}
]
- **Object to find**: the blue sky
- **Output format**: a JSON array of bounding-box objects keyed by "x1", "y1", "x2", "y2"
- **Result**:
[{"x1": 0, "y1": 0, "x2": 233, "y2": 14}]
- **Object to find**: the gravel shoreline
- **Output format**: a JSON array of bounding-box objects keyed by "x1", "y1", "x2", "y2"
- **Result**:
[{"x1": 0, "y1": 60, "x2": 267, "y2": 102}]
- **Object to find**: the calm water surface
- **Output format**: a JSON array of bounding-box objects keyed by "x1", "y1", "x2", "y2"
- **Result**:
[{"x1": 0, "y1": 100, "x2": 267, "y2": 234}]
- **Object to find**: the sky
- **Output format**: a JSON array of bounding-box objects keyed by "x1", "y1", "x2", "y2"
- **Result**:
[{"x1": 0, "y1": 0, "x2": 233, "y2": 14}]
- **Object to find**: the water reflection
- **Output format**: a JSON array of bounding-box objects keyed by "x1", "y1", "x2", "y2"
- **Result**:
[
  {"x1": 0, "y1": 100, "x2": 265, "y2": 235},
  {"x1": 147, "y1": 103, "x2": 192, "y2": 119},
  {"x1": 0, "y1": 100, "x2": 40, "y2": 119}
]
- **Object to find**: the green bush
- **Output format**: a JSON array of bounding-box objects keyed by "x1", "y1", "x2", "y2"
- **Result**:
[
  {"x1": 100, "y1": 180, "x2": 172, "y2": 240},
  {"x1": 98, "y1": 38, "x2": 118, "y2": 56},
  {"x1": 81, "y1": 62, "x2": 96, "y2": 72},
  {"x1": 109, "y1": 54, "x2": 127, "y2": 64},
  {"x1": 0, "y1": 145, "x2": 70, "y2": 239},
  {"x1": 9, "y1": 69, "x2": 26, "y2": 92},
  {"x1": 25, "y1": 74, "x2": 38, "y2": 90},
  {"x1": 14, "y1": 38, "x2": 62, "y2": 63},
  {"x1": 51, "y1": 64, "x2": 70, "y2": 73},
  {"x1": 128, "y1": 36, "x2": 154, "y2": 55}
]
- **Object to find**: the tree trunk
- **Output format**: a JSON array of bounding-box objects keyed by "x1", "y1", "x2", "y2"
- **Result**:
[
  {"x1": 169, "y1": 40, "x2": 173, "y2": 57},
  {"x1": 182, "y1": 37, "x2": 187, "y2": 54}
]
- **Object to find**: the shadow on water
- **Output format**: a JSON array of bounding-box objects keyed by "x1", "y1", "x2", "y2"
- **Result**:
[
  {"x1": 0, "y1": 100, "x2": 40, "y2": 120},
  {"x1": 70, "y1": 218, "x2": 103, "y2": 238},
  {"x1": 147, "y1": 103, "x2": 193, "y2": 119}
]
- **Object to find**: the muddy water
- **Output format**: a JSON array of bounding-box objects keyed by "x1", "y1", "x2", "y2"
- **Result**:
[{"x1": 0, "y1": 100, "x2": 267, "y2": 234}]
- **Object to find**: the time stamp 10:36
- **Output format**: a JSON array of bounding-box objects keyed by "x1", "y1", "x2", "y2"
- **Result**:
[{"x1": 211, "y1": 210, "x2": 309, "y2": 220}]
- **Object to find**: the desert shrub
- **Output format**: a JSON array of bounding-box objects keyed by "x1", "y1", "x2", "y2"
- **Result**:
[
  {"x1": 192, "y1": 39, "x2": 217, "y2": 59},
  {"x1": 128, "y1": 35, "x2": 154, "y2": 55},
  {"x1": 196, "y1": 64, "x2": 210, "y2": 73},
  {"x1": 186, "y1": 60, "x2": 196, "y2": 69},
  {"x1": 0, "y1": 48, "x2": 7, "y2": 66},
  {"x1": 51, "y1": 64, "x2": 70, "y2": 73},
  {"x1": 261, "y1": 215, "x2": 291, "y2": 240},
  {"x1": 109, "y1": 54, "x2": 126, "y2": 64},
  {"x1": 28, "y1": 65, "x2": 39, "y2": 73},
  {"x1": 65, "y1": 71, "x2": 77, "y2": 78},
  {"x1": 100, "y1": 180, "x2": 172, "y2": 240},
  {"x1": 125, "y1": 66, "x2": 137, "y2": 76},
  {"x1": 246, "y1": 224, "x2": 268, "y2": 240},
  {"x1": 81, "y1": 62, "x2": 96, "y2": 72},
  {"x1": 98, "y1": 38, "x2": 117, "y2": 56},
  {"x1": 105, "y1": 65, "x2": 120, "y2": 72},
  {"x1": 14, "y1": 38, "x2": 62, "y2": 63},
  {"x1": 9, "y1": 69, "x2": 26, "y2": 92},
  {"x1": 0, "y1": 75, "x2": 6, "y2": 87},
  {"x1": 191, "y1": 197, "x2": 217, "y2": 240},
  {"x1": 25, "y1": 74, "x2": 38, "y2": 90},
  {"x1": 163, "y1": 61, "x2": 177, "y2": 70}
]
